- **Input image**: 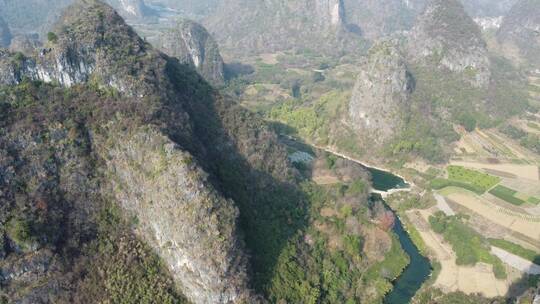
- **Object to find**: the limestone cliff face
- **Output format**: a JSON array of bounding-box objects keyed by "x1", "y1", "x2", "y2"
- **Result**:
[
  {"x1": 407, "y1": 0, "x2": 491, "y2": 87},
  {"x1": 0, "y1": 16, "x2": 11, "y2": 48},
  {"x1": 109, "y1": 0, "x2": 152, "y2": 20},
  {"x1": 349, "y1": 42, "x2": 414, "y2": 145},
  {"x1": 95, "y1": 124, "x2": 255, "y2": 304},
  {"x1": 497, "y1": 0, "x2": 540, "y2": 66},
  {"x1": 0, "y1": 1, "x2": 151, "y2": 96},
  {"x1": 204, "y1": 0, "x2": 361, "y2": 56},
  {"x1": 0, "y1": 1, "x2": 261, "y2": 303},
  {"x1": 158, "y1": 19, "x2": 224, "y2": 86}
]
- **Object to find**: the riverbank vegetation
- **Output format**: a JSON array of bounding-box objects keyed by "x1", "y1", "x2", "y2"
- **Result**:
[{"x1": 265, "y1": 150, "x2": 410, "y2": 304}]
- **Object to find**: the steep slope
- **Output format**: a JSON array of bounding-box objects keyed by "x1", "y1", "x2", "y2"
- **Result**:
[
  {"x1": 0, "y1": 2, "x2": 418, "y2": 304},
  {"x1": 340, "y1": 0, "x2": 528, "y2": 162},
  {"x1": 341, "y1": 0, "x2": 424, "y2": 39},
  {"x1": 157, "y1": 19, "x2": 224, "y2": 86},
  {"x1": 0, "y1": 15, "x2": 11, "y2": 48},
  {"x1": 108, "y1": 0, "x2": 153, "y2": 20},
  {"x1": 497, "y1": 0, "x2": 540, "y2": 67},
  {"x1": 407, "y1": 0, "x2": 491, "y2": 88},
  {"x1": 0, "y1": 1, "x2": 258, "y2": 303},
  {"x1": 204, "y1": 0, "x2": 363, "y2": 56},
  {"x1": 349, "y1": 42, "x2": 414, "y2": 145}
]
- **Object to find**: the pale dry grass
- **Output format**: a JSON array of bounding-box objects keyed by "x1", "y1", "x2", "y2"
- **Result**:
[
  {"x1": 450, "y1": 160, "x2": 539, "y2": 181},
  {"x1": 444, "y1": 192, "x2": 540, "y2": 240},
  {"x1": 411, "y1": 209, "x2": 519, "y2": 297}
]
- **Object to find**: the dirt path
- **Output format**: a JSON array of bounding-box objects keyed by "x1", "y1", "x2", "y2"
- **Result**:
[
  {"x1": 434, "y1": 194, "x2": 455, "y2": 216},
  {"x1": 491, "y1": 247, "x2": 540, "y2": 275}
]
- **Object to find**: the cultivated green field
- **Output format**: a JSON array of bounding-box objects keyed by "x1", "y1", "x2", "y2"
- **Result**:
[
  {"x1": 447, "y1": 166, "x2": 500, "y2": 192},
  {"x1": 489, "y1": 185, "x2": 526, "y2": 206},
  {"x1": 430, "y1": 178, "x2": 485, "y2": 194}
]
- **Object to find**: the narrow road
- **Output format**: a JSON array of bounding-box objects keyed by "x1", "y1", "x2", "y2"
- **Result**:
[
  {"x1": 434, "y1": 193, "x2": 455, "y2": 216},
  {"x1": 491, "y1": 246, "x2": 540, "y2": 275}
]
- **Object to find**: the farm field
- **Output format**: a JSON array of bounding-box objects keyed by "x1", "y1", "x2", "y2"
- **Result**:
[
  {"x1": 447, "y1": 165, "x2": 500, "y2": 191},
  {"x1": 452, "y1": 128, "x2": 540, "y2": 165},
  {"x1": 488, "y1": 239, "x2": 540, "y2": 264},
  {"x1": 489, "y1": 185, "x2": 528, "y2": 206},
  {"x1": 409, "y1": 209, "x2": 520, "y2": 297},
  {"x1": 399, "y1": 126, "x2": 540, "y2": 298},
  {"x1": 443, "y1": 190, "x2": 540, "y2": 241},
  {"x1": 449, "y1": 160, "x2": 539, "y2": 181}
]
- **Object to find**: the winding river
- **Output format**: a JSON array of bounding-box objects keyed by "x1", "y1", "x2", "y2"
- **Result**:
[
  {"x1": 282, "y1": 137, "x2": 432, "y2": 302},
  {"x1": 366, "y1": 167, "x2": 432, "y2": 304}
]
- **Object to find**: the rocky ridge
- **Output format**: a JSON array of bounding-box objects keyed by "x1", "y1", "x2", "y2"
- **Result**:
[
  {"x1": 157, "y1": 19, "x2": 224, "y2": 86},
  {"x1": 109, "y1": 0, "x2": 152, "y2": 20},
  {"x1": 0, "y1": 1, "x2": 273, "y2": 303},
  {"x1": 349, "y1": 42, "x2": 414, "y2": 145},
  {"x1": 406, "y1": 0, "x2": 491, "y2": 87},
  {"x1": 497, "y1": 0, "x2": 540, "y2": 67}
]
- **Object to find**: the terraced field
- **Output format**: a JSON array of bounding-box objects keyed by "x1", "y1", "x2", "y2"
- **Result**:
[{"x1": 401, "y1": 122, "x2": 540, "y2": 298}]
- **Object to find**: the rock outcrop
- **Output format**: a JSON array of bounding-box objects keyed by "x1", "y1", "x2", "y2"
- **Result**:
[
  {"x1": 109, "y1": 0, "x2": 152, "y2": 20},
  {"x1": 95, "y1": 124, "x2": 254, "y2": 304},
  {"x1": 349, "y1": 42, "x2": 414, "y2": 144},
  {"x1": 0, "y1": 1, "x2": 156, "y2": 96},
  {"x1": 158, "y1": 19, "x2": 225, "y2": 86},
  {"x1": 0, "y1": 16, "x2": 12, "y2": 48},
  {"x1": 0, "y1": 1, "x2": 267, "y2": 303},
  {"x1": 204, "y1": 0, "x2": 362, "y2": 56},
  {"x1": 407, "y1": 0, "x2": 491, "y2": 87},
  {"x1": 497, "y1": 0, "x2": 540, "y2": 66}
]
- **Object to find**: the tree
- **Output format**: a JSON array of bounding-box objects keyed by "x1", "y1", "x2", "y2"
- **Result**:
[{"x1": 47, "y1": 32, "x2": 58, "y2": 43}]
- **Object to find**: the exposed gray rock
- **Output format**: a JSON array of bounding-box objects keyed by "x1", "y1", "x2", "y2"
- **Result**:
[
  {"x1": 108, "y1": 0, "x2": 152, "y2": 20},
  {"x1": 497, "y1": 0, "x2": 540, "y2": 67},
  {"x1": 406, "y1": 0, "x2": 491, "y2": 87},
  {"x1": 96, "y1": 124, "x2": 257, "y2": 304},
  {"x1": 0, "y1": 249, "x2": 53, "y2": 284},
  {"x1": 0, "y1": 2, "x2": 261, "y2": 303},
  {"x1": 349, "y1": 42, "x2": 414, "y2": 144},
  {"x1": 0, "y1": 2, "x2": 153, "y2": 97},
  {"x1": 158, "y1": 19, "x2": 224, "y2": 86}
]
